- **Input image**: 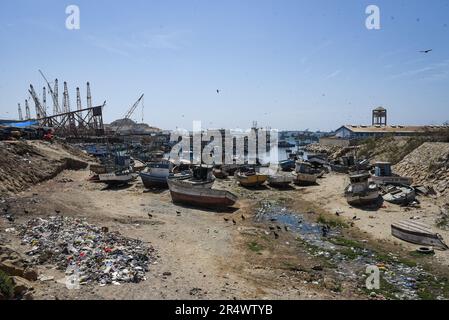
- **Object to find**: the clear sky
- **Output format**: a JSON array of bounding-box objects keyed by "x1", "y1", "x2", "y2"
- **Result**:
[{"x1": 0, "y1": 0, "x2": 448, "y2": 131}]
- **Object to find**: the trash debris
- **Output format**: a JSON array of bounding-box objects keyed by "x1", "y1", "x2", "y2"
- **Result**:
[{"x1": 17, "y1": 216, "x2": 156, "y2": 286}]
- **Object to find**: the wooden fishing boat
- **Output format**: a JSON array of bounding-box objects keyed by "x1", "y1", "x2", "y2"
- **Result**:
[
  {"x1": 235, "y1": 170, "x2": 267, "y2": 187},
  {"x1": 344, "y1": 172, "x2": 379, "y2": 206},
  {"x1": 279, "y1": 159, "x2": 295, "y2": 171},
  {"x1": 213, "y1": 167, "x2": 229, "y2": 179},
  {"x1": 139, "y1": 161, "x2": 173, "y2": 188},
  {"x1": 391, "y1": 220, "x2": 449, "y2": 250},
  {"x1": 371, "y1": 162, "x2": 413, "y2": 186},
  {"x1": 169, "y1": 165, "x2": 215, "y2": 188},
  {"x1": 98, "y1": 171, "x2": 136, "y2": 186},
  {"x1": 292, "y1": 161, "x2": 319, "y2": 186},
  {"x1": 382, "y1": 184, "x2": 416, "y2": 205},
  {"x1": 167, "y1": 179, "x2": 238, "y2": 208},
  {"x1": 267, "y1": 174, "x2": 293, "y2": 188}
]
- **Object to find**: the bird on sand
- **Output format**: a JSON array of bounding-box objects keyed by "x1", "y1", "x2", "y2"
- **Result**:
[
  {"x1": 223, "y1": 217, "x2": 229, "y2": 222},
  {"x1": 419, "y1": 49, "x2": 433, "y2": 53},
  {"x1": 273, "y1": 232, "x2": 279, "y2": 239},
  {"x1": 241, "y1": 215, "x2": 246, "y2": 220},
  {"x1": 232, "y1": 219, "x2": 237, "y2": 225}
]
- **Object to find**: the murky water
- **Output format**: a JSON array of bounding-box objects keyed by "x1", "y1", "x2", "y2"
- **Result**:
[{"x1": 255, "y1": 202, "x2": 445, "y2": 300}]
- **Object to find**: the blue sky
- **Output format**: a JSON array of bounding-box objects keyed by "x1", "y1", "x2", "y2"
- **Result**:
[{"x1": 0, "y1": 0, "x2": 448, "y2": 131}]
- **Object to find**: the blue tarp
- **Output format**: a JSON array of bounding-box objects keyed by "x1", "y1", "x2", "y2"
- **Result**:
[{"x1": 0, "y1": 120, "x2": 38, "y2": 128}]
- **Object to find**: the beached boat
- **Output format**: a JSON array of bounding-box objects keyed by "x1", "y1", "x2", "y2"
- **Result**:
[
  {"x1": 169, "y1": 165, "x2": 215, "y2": 188},
  {"x1": 167, "y1": 179, "x2": 238, "y2": 208},
  {"x1": 391, "y1": 220, "x2": 449, "y2": 250},
  {"x1": 267, "y1": 174, "x2": 293, "y2": 188},
  {"x1": 382, "y1": 184, "x2": 416, "y2": 205},
  {"x1": 344, "y1": 172, "x2": 380, "y2": 206},
  {"x1": 139, "y1": 161, "x2": 173, "y2": 188},
  {"x1": 213, "y1": 166, "x2": 229, "y2": 179},
  {"x1": 98, "y1": 171, "x2": 136, "y2": 186},
  {"x1": 279, "y1": 159, "x2": 295, "y2": 171},
  {"x1": 235, "y1": 168, "x2": 268, "y2": 187},
  {"x1": 371, "y1": 162, "x2": 413, "y2": 186},
  {"x1": 292, "y1": 161, "x2": 319, "y2": 186}
]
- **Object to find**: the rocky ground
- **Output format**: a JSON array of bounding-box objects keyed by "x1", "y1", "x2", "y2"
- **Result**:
[{"x1": 394, "y1": 142, "x2": 449, "y2": 199}]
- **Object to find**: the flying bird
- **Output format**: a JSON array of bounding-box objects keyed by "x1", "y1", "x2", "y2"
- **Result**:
[
  {"x1": 419, "y1": 49, "x2": 433, "y2": 53},
  {"x1": 216, "y1": 89, "x2": 220, "y2": 94}
]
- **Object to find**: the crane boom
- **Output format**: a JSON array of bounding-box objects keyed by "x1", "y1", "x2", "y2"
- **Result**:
[
  {"x1": 115, "y1": 94, "x2": 144, "y2": 135},
  {"x1": 39, "y1": 70, "x2": 60, "y2": 115}
]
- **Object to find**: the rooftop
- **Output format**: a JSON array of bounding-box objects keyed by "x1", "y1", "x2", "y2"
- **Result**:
[{"x1": 340, "y1": 125, "x2": 449, "y2": 133}]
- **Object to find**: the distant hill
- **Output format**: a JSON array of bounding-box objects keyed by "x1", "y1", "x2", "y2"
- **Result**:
[{"x1": 106, "y1": 118, "x2": 161, "y2": 134}]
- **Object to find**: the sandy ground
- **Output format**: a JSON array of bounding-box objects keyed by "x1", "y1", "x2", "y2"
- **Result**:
[
  {"x1": 1, "y1": 169, "x2": 346, "y2": 300},
  {"x1": 2, "y1": 167, "x2": 448, "y2": 300},
  {"x1": 301, "y1": 173, "x2": 449, "y2": 266}
]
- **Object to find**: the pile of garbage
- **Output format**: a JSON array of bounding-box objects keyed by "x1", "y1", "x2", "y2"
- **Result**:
[{"x1": 17, "y1": 216, "x2": 155, "y2": 286}]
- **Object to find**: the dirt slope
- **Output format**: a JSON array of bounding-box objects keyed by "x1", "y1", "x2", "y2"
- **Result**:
[{"x1": 0, "y1": 140, "x2": 91, "y2": 196}]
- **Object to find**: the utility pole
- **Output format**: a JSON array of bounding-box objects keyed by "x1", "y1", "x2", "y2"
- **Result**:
[
  {"x1": 25, "y1": 100, "x2": 31, "y2": 120},
  {"x1": 76, "y1": 87, "x2": 82, "y2": 110},
  {"x1": 18, "y1": 103, "x2": 23, "y2": 121},
  {"x1": 86, "y1": 82, "x2": 92, "y2": 109}
]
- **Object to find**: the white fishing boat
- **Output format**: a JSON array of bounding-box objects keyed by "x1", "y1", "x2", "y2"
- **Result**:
[
  {"x1": 391, "y1": 220, "x2": 449, "y2": 250},
  {"x1": 344, "y1": 172, "x2": 379, "y2": 206},
  {"x1": 98, "y1": 171, "x2": 136, "y2": 186},
  {"x1": 382, "y1": 184, "x2": 416, "y2": 205}
]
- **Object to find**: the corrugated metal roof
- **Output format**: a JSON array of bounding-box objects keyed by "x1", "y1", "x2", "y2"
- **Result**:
[{"x1": 341, "y1": 125, "x2": 447, "y2": 133}]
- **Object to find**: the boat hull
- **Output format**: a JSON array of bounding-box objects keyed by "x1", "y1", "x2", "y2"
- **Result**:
[
  {"x1": 345, "y1": 184, "x2": 380, "y2": 206},
  {"x1": 168, "y1": 180, "x2": 237, "y2": 208},
  {"x1": 292, "y1": 172, "x2": 318, "y2": 186},
  {"x1": 98, "y1": 173, "x2": 136, "y2": 185},
  {"x1": 268, "y1": 175, "x2": 293, "y2": 187},
  {"x1": 235, "y1": 173, "x2": 267, "y2": 187},
  {"x1": 140, "y1": 172, "x2": 169, "y2": 188},
  {"x1": 391, "y1": 220, "x2": 449, "y2": 250}
]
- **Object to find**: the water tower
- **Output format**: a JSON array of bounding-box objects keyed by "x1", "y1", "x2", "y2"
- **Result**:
[{"x1": 372, "y1": 107, "x2": 387, "y2": 126}]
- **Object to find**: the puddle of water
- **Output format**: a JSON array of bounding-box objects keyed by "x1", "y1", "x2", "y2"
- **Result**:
[{"x1": 254, "y1": 202, "x2": 441, "y2": 300}]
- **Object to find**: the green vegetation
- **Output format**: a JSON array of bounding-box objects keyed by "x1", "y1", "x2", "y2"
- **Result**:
[
  {"x1": 0, "y1": 270, "x2": 14, "y2": 299},
  {"x1": 317, "y1": 214, "x2": 348, "y2": 228},
  {"x1": 247, "y1": 241, "x2": 264, "y2": 253}
]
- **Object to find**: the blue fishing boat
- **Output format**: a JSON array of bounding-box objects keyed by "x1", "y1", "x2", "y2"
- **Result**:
[
  {"x1": 279, "y1": 159, "x2": 295, "y2": 171},
  {"x1": 140, "y1": 161, "x2": 173, "y2": 188}
]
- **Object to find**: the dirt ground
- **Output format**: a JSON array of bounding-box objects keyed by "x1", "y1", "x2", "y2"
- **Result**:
[{"x1": 1, "y1": 165, "x2": 449, "y2": 300}]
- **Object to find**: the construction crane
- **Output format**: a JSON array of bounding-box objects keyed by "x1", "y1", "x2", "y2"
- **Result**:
[
  {"x1": 38, "y1": 70, "x2": 60, "y2": 115},
  {"x1": 115, "y1": 94, "x2": 144, "y2": 136},
  {"x1": 29, "y1": 85, "x2": 46, "y2": 119},
  {"x1": 54, "y1": 79, "x2": 59, "y2": 115},
  {"x1": 86, "y1": 82, "x2": 92, "y2": 109},
  {"x1": 63, "y1": 81, "x2": 70, "y2": 113},
  {"x1": 25, "y1": 100, "x2": 31, "y2": 120},
  {"x1": 42, "y1": 87, "x2": 47, "y2": 114},
  {"x1": 76, "y1": 87, "x2": 82, "y2": 110},
  {"x1": 18, "y1": 103, "x2": 23, "y2": 121}
]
